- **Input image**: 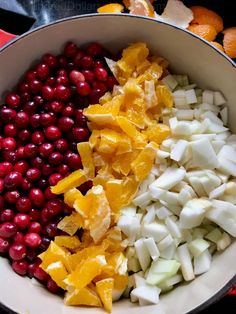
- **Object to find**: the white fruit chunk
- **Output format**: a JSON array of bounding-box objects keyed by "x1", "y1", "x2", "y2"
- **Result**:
[
  {"x1": 170, "y1": 140, "x2": 188, "y2": 162},
  {"x1": 217, "y1": 232, "x2": 231, "y2": 251},
  {"x1": 144, "y1": 238, "x2": 160, "y2": 261},
  {"x1": 191, "y1": 138, "x2": 219, "y2": 169},
  {"x1": 185, "y1": 89, "x2": 197, "y2": 105},
  {"x1": 177, "y1": 244, "x2": 195, "y2": 281},
  {"x1": 188, "y1": 239, "x2": 210, "y2": 257},
  {"x1": 214, "y1": 91, "x2": 226, "y2": 106},
  {"x1": 134, "y1": 239, "x2": 151, "y2": 272},
  {"x1": 149, "y1": 167, "x2": 186, "y2": 190},
  {"x1": 142, "y1": 222, "x2": 169, "y2": 242},
  {"x1": 194, "y1": 249, "x2": 212, "y2": 275},
  {"x1": 131, "y1": 285, "x2": 161, "y2": 305},
  {"x1": 202, "y1": 90, "x2": 214, "y2": 105}
]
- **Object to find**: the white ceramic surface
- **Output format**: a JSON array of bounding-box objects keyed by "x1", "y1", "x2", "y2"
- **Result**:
[{"x1": 0, "y1": 14, "x2": 236, "y2": 314}]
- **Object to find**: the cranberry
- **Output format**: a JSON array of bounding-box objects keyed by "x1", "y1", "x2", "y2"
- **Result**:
[
  {"x1": 0, "y1": 196, "x2": 4, "y2": 211},
  {"x1": 34, "y1": 265, "x2": 49, "y2": 282},
  {"x1": 0, "y1": 222, "x2": 17, "y2": 238},
  {"x1": 13, "y1": 232, "x2": 25, "y2": 244},
  {"x1": 89, "y1": 88, "x2": 104, "y2": 104},
  {"x1": 4, "y1": 124, "x2": 17, "y2": 137},
  {"x1": 26, "y1": 248, "x2": 38, "y2": 262},
  {"x1": 75, "y1": 109, "x2": 87, "y2": 127},
  {"x1": 12, "y1": 260, "x2": 28, "y2": 276},
  {"x1": 20, "y1": 92, "x2": 31, "y2": 103},
  {"x1": 49, "y1": 101, "x2": 63, "y2": 114},
  {"x1": 0, "y1": 107, "x2": 16, "y2": 123},
  {"x1": 66, "y1": 153, "x2": 82, "y2": 170},
  {"x1": 80, "y1": 55, "x2": 94, "y2": 69},
  {"x1": 24, "y1": 143, "x2": 38, "y2": 158},
  {"x1": 48, "y1": 152, "x2": 63, "y2": 166},
  {"x1": 82, "y1": 69, "x2": 95, "y2": 83},
  {"x1": 38, "y1": 179, "x2": 48, "y2": 190},
  {"x1": 15, "y1": 146, "x2": 25, "y2": 159},
  {"x1": 0, "y1": 179, "x2": 3, "y2": 193},
  {"x1": 28, "y1": 209, "x2": 41, "y2": 221},
  {"x1": 72, "y1": 127, "x2": 90, "y2": 142},
  {"x1": 54, "y1": 139, "x2": 68, "y2": 153},
  {"x1": 44, "y1": 222, "x2": 58, "y2": 238},
  {"x1": 30, "y1": 114, "x2": 41, "y2": 128},
  {"x1": 73, "y1": 50, "x2": 85, "y2": 65},
  {"x1": 63, "y1": 204, "x2": 73, "y2": 215},
  {"x1": 31, "y1": 157, "x2": 44, "y2": 169},
  {"x1": 29, "y1": 79, "x2": 42, "y2": 94},
  {"x1": 24, "y1": 233, "x2": 41, "y2": 248},
  {"x1": 45, "y1": 126, "x2": 62, "y2": 141},
  {"x1": 43, "y1": 53, "x2": 58, "y2": 68},
  {"x1": 26, "y1": 168, "x2": 41, "y2": 182},
  {"x1": 56, "y1": 76, "x2": 69, "y2": 85},
  {"x1": 92, "y1": 81, "x2": 107, "y2": 94},
  {"x1": 79, "y1": 180, "x2": 93, "y2": 195},
  {"x1": 18, "y1": 82, "x2": 30, "y2": 93},
  {"x1": 29, "y1": 188, "x2": 45, "y2": 207},
  {"x1": 47, "y1": 279, "x2": 60, "y2": 293},
  {"x1": 14, "y1": 161, "x2": 29, "y2": 175},
  {"x1": 39, "y1": 143, "x2": 54, "y2": 158},
  {"x1": 14, "y1": 213, "x2": 30, "y2": 229},
  {"x1": 42, "y1": 85, "x2": 54, "y2": 100},
  {"x1": 44, "y1": 187, "x2": 57, "y2": 200},
  {"x1": 76, "y1": 81, "x2": 91, "y2": 96},
  {"x1": 40, "y1": 208, "x2": 52, "y2": 225},
  {"x1": 28, "y1": 222, "x2": 42, "y2": 234},
  {"x1": 69, "y1": 70, "x2": 85, "y2": 85},
  {"x1": 0, "y1": 237, "x2": 10, "y2": 253},
  {"x1": 36, "y1": 63, "x2": 50, "y2": 80},
  {"x1": 47, "y1": 199, "x2": 63, "y2": 216},
  {"x1": 57, "y1": 164, "x2": 69, "y2": 176},
  {"x1": 31, "y1": 131, "x2": 45, "y2": 146},
  {"x1": 0, "y1": 209, "x2": 14, "y2": 222},
  {"x1": 86, "y1": 42, "x2": 103, "y2": 57},
  {"x1": 28, "y1": 262, "x2": 38, "y2": 278},
  {"x1": 2, "y1": 137, "x2": 16, "y2": 151},
  {"x1": 58, "y1": 117, "x2": 74, "y2": 131},
  {"x1": 64, "y1": 42, "x2": 78, "y2": 58},
  {"x1": 57, "y1": 68, "x2": 67, "y2": 77},
  {"x1": 5, "y1": 93, "x2": 21, "y2": 108},
  {"x1": 23, "y1": 101, "x2": 38, "y2": 115},
  {"x1": 4, "y1": 172, "x2": 23, "y2": 189},
  {"x1": 94, "y1": 60, "x2": 104, "y2": 68},
  {"x1": 94, "y1": 67, "x2": 108, "y2": 81},
  {"x1": 21, "y1": 178, "x2": 32, "y2": 191},
  {"x1": 40, "y1": 113, "x2": 55, "y2": 127},
  {"x1": 107, "y1": 76, "x2": 117, "y2": 90},
  {"x1": 4, "y1": 191, "x2": 20, "y2": 204},
  {"x1": 45, "y1": 77, "x2": 56, "y2": 87},
  {"x1": 15, "y1": 111, "x2": 29, "y2": 128},
  {"x1": 9, "y1": 244, "x2": 26, "y2": 261},
  {"x1": 54, "y1": 85, "x2": 71, "y2": 101},
  {"x1": 2, "y1": 151, "x2": 17, "y2": 164},
  {"x1": 48, "y1": 173, "x2": 63, "y2": 186},
  {"x1": 62, "y1": 105, "x2": 74, "y2": 117},
  {"x1": 0, "y1": 162, "x2": 13, "y2": 177},
  {"x1": 42, "y1": 164, "x2": 54, "y2": 177},
  {"x1": 25, "y1": 70, "x2": 37, "y2": 82},
  {"x1": 16, "y1": 197, "x2": 32, "y2": 213},
  {"x1": 19, "y1": 129, "x2": 31, "y2": 142}
]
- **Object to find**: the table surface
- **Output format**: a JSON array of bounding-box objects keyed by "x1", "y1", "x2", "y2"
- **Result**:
[{"x1": 0, "y1": 0, "x2": 235, "y2": 313}]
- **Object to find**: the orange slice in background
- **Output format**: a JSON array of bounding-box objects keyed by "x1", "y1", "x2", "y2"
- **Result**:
[
  {"x1": 188, "y1": 24, "x2": 217, "y2": 42},
  {"x1": 190, "y1": 6, "x2": 223, "y2": 33},
  {"x1": 97, "y1": 3, "x2": 124, "y2": 13},
  {"x1": 223, "y1": 27, "x2": 236, "y2": 58},
  {"x1": 96, "y1": 278, "x2": 114, "y2": 313},
  {"x1": 129, "y1": 0, "x2": 155, "y2": 17},
  {"x1": 211, "y1": 41, "x2": 224, "y2": 52},
  {"x1": 64, "y1": 287, "x2": 102, "y2": 307},
  {"x1": 123, "y1": 0, "x2": 154, "y2": 8}
]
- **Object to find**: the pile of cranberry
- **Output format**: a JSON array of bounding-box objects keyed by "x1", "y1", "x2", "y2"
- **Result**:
[{"x1": 0, "y1": 42, "x2": 116, "y2": 293}]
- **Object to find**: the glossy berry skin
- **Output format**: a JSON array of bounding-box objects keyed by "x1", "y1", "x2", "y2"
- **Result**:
[
  {"x1": 14, "y1": 214, "x2": 30, "y2": 230},
  {"x1": 9, "y1": 244, "x2": 27, "y2": 261},
  {"x1": 6, "y1": 93, "x2": 21, "y2": 108},
  {"x1": 24, "y1": 233, "x2": 42, "y2": 248},
  {"x1": 12, "y1": 260, "x2": 29, "y2": 276},
  {"x1": 4, "y1": 172, "x2": 23, "y2": 190},
  {"x1": 0, "y1": 237, "x2": 11, "y2": 253}
]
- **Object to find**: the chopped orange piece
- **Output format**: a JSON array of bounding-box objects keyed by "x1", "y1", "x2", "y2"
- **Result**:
[
  {"x1": 73, "y1": 192, "x2": 92, "y2": 218},
  {"x1": 64, "y1": 188, "x2": 82, "y2": 207},
  {"x1": 107, "y1": 252, "x2": 127, "y2": 275},
  {"x1": 54, "y1": 236, "x2": 81, "y2": 250},
  {"x1": 156, "y1": 85, "x2": 173, "y2": 108},
  {"x1": 131, "y1": 147, "x2": 156, "y2": 181},
  {"x1": 211, "y1": 41, "x2": 224, "y2": 52},
  {"x1": 64, "y1": 287, "x2": 102, "y2": 307},
  {"x1": 188, "y1": 24, "x2": 217, "y2": 41},
  {"x1": 112, "y1": 151, "x2": 139, "y2": 176},
  {"x1": 77, "y1": 142, "x2": 95, "y2": 179},
  {"x1": 51, "y1": 169, "x2": 87, "y2": 194},
  {"x1": 190, "y1": 6, "x2": 223, "y2": 33},
  {"x1": 46, "y1": 261, "x2": 68, "y2": 289},
  {"x1": 120, "y1": 176, "x2": 139, "y2": 208},
  {"x1": 96, "y1": 278, "x2": 114, "y2": 313},
  {"x1": 57, "y1": 212, "x2": 85, "y2": 236},
  {"x1": 144, "y1": 123, "x2": 170, "y2": 144},
  {"x1": 105, "y1": 180, "x2": 123, "y2": 213},
  {"x1": 223, "y1": 27, "x2": 236, "y2": 58},
  {"x1": 97, "y1": 3, "x2": 124, "y2": 14},
  {"x1": 129, "y1": 0, "x2": 155, "y2": 18},
  {"x1": 113, "y1": 274, "x2": 128, "y2": 290},
  {"x1": 39, "y1": 241, "x2": 69, "y2": 271},
  {"x1": 136, "y1": 62, "x2": 163, "y2": 84}
]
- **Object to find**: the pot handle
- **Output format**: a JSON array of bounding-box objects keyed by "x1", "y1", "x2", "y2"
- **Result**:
[{"x1": 0, "y1": 29, "x2": 16, "y2": 48}]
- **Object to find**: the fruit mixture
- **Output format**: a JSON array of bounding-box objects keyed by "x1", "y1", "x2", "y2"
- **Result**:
[
  {"x1": 1, "y1": 41, "x2": 236, "y2": 312},
  {"x1": 98, "y1": 0, "x2": 236, "y2": 59}
]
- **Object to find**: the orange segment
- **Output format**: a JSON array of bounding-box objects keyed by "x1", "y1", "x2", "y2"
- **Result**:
[
  {"x1": 131, "y1": 147, "x2": 156, "y2": 181},
  {"x1": 46, "y1": 261, "x2": 68, "y2": 289},
  {"x1": 223, "y1": 27, "x2": 236, "y2": 58},
  {"x1": 64, "y1": 188, "x2": 82, "y2": 207},
  {"x1": 97, "y1": 3, "x2": 124, "y2": 13},
  {"x1": 64, "y1": 287, "x2": 102, "y2": 307},
  {"x1": 96, "y1": 278, "x2": 114, "y2": 313},
  {"x1": 129, "y1": 0, "x2": 155, "y2": 18},
  {"x1": 144, "y1": 123, "x2": 170, "y2": 144},
  {"x1": 57, "y1": 212, "x2": 85, "y2": 236},
  {"x1": 188, "y1": 24, "x2": 217, "y2": 41},
  {"x1": 77, "y1": 142, "x2": 95, "y2": 179},
  {"x1": 51, "y1": 169, "x2": 87, "y2": 194},
  {"x1": 156, "y1": 85, "x2": 173, "y2": 108},
  {"x1": 211, "y1": 41, "x2": 224, "y2": 52},
  {"x1": 54, "y1": 236, "x2": 81, "y2": 250},
  {"x1": 190, "y1": 6, "x2": 223, "y2": 33}
]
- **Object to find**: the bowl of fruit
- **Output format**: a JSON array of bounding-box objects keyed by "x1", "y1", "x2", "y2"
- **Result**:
[{"x1": 0, "y1": 13, "x2": 236, "y2": 314}]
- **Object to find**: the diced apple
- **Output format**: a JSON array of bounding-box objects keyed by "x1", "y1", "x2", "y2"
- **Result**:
[
  {"x1": 193, "y1": 249, "x2": 211, "y2": 275},
  {"x1": 177, "y1": 243, "x2": 195, "y2": 281}
]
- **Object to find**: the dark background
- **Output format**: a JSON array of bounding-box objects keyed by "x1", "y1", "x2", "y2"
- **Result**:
[{"x1": 0, "y1": 0, "x2": 235, "y2": 313}]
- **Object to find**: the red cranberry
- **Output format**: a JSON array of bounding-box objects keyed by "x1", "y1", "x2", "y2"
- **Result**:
[
  {"x1": 76, "y1": 81, "x2": 91, "y2": 96},
  {"x1": 48, "y1": 173, "x2": 63, "y2": 186},
  {"x1": 31, "y1": 131, "x2": 45, "y2": 145},
  {"x1": 44, "y1": 222, "x2": 58, "y2": 238},
  {"x1": 28, "y1": 262, "x2": 38, "y2": 278},
  {"x1": 47, "y1": 279, "x2": 60, "y2": 293},
  {"x1": 47, "y1": 199, "x2": 63, "y2": 216},
  {"x1": 4, "y1": 124, "x2": 17, "y2": 137},
  {"x1": 40, "y1": 113, "x2": 55, "y2": 127},
  {"x1": 72, "y1": 127, "x2": 90, "y2": 142},
  {"x1": 30, "y1": 114, "x2": 41, "y2": 128},
  {"x1": 4, "y1": 191, "x2": 20, "y2": 204},
  {"x1": 57, "y1": 68, "x2": 67, "y2": 77},
  {"x1": 28, "y1": 209, "x2": 41, "y2": 221},
  {"x1": 36, "y1": 63, "x2": 50, "y2": 80},
  {"x1": 20, "y1": 92, "x2": 31, "y2": 103},
  {"x1": 62, "y1": 105, "x2": 74, "y2": 117},
  {"x1": 0, "y1": 179, "x2": 3, "y2": 193},
  {"x1": 40, "y1": 237, "x2": 51, "y2": 252},
  {"x1": 0, "y1": 237, "x2": 10, "y2": 253},
  {"x1": 80, "y1": 55, "x2": 94, "y2": 69},
  {"x1": 12, "y1": 260, "x2": 28, "y2": 276},
  {"x1": 0, "y1": 108, "x2": 16, "y2": 123},
  {"x1": 82, "y1": 69, "x2": 95, "y2": 83},
  {"x1": 94, "y1": 67, "x2": 108, "y2": 81},
  {"x1": 0, "y1": 222, "x2": 17, "y2": 238},
  {"x1": 24, "y1": 233, "x2": 41, "y2": 248},
  {"x1": 92, "y1": 80, "x2": 107, "y2": 93},
  {"x1": 23, "y1": 101, "x2": 38, "y2": 115},
  {"x1": 48, "y1": 152, "x2": 63, "y2": 166},
  {"x1": 89, "y1": 88, "x2": 104, "y2": 104},
  {"x1": 56, "y1": 76, "x2": 69, "y2": 85},
  {"x1": 34, "y1": 265, "x2": 49, "y2": 282},
  {"x1": 86, "y1": 42, "x2": 103, "y2": 57},
  {"x1": 75, "y1": 109, "x2": 87, "y2": 127},
  {"x1": 44, "y1": 187, "x2": 57, "y2": 200},
  {"x1": 58, "y1": 116, "x2": 74, "y2": 131},
  {"x1": 45, "y1": 77, "x2": 56, "y2": 87},
  {"x1": 0, "y1": 209, "x2": 14, "y2": 222},
  {"x1": 63, "y1": 204, "x2": 73, "y2": 215},
  {"x1": 25, "y1": 70, "x2": 37, "y2": 82},
  {"x1": 18, "y1": 82, "x2": 29, "y2": 93},
  {"x1": 54, "y1": 85, "x2": 71, "y2": 101},
  {"x1": 39, "y1": 143, "x2": 54, "y2": 158},
  {"x1": 29, "y1": 79, "x2": 42, "y2": 94},
  {"x1": 42, "y1": 164, "x2": 54, "y2": 177},
  {"x1": 6, "y1": 93, "x2": 21, "y2": 108},
  {"x1": 0, "y1": 196, "x2": 4, "y2": 211},
  {"x1": 79, "y1": 180, "x2": 93, "y2": 195},
  {"x1": 69, "y1": 70, "x2": 85, "y2": 85},
  {"x1": 28, "y1": 222, "x2": 42, "y2": 234},
  {"x1": 40, "y1": 208, "x2": 52, "y2": 225},
  {"x1": 2, "y1": 151, "x2": 17, "y2": 164},
  {"x1": 31, "y1": 157, "x2": 44, "y2": 169},
  {"x1": 21, "y1": 178, "x2": 32, "y2": 191},
  {"x1": 73, "y1": 50, "x2": 85, "y2": 65},
  {"x1": 107, "y1": 76, "x2": 117, "y2": 90},
  {"x1": 14, "y1": 214, "x2": 30, "y2": 230},
  {"x1": 26, "y1": 248, "x2": 38, "y2": 262},
  {"x1": 18, "y1": 129, "x2": 31, "y2": 142},
  {"x1": 4, "y1": 172, "x2": 23, "y2": 189},
  {"x1": 34, "y1": 95, "x2": 44, "y2": 105},
  {"x1": 43, "y1": 53, "x2": 58, "y2": 68},
  {"x1": 45, "y1": 126, "x2": 62, "y2": 141},
  {"x1": 57, "y1": 164, "x2": 69, "y2": 176},
  {"x1": 38, "y1": 179, "x2": 48, "y2": 190},
  {"x1": 94, "y1": 60, "x2": 104, "y2": 68},
  {"x1": 16, "y1": 197, "x2": 32, "y2": 213},
  {"x1": 64, "y1": 42, "x2": 78, "y2": 58},
  {"x1": 24, "y1": 143, "x2": 38, "y2": 158},
  {"x1": 50, "y1": 100, "x2": 64, "y2": 113},
  {"x1": 42, "y1": 85, "x2": 54, "y2": 100},
  {"x1": 15, "y1": 112, "x2": 29, "y2": 128},
  {"x1": 13, "y1": 232, "x2": 25, "y2": 244},
  {"x1": 26, "y1": 168, "x2": 41, "y2": 182},
  {"x1": 29, "y1": 189, "x2": 45, "y2": 207},
  {"x1": 14, "y1": 161, "x2": 29, "y2": 175},
  {"x1": 9, "y1": 244, "x2": 26, "y2": 261},
  {"x1": 15, "y1": 146, "x2": 25, "y2": 159},
  {"x1": 2, "y1": 137, "x2": 16, "y2": 151},
  {"x1": 0, "y1": 162, "x2": 13, "y2": 177},
  {"x1": 54, "y1": 139, "x2": 68, "y2": 153},
  {"x1": 66, "y1": 153, "x2": 82, "y2": 170}
]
